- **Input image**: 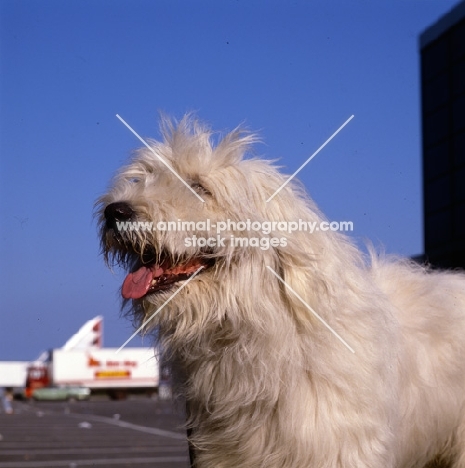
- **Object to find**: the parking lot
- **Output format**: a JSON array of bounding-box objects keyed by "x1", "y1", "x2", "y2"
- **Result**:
[{"x1": 0, "y1": 396, "x2": 190, "y2": 467}]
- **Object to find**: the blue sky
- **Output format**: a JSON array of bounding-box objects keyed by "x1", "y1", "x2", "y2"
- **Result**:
[{"x1": 0, "y1": 0, "x2": 459, "y2": 361}]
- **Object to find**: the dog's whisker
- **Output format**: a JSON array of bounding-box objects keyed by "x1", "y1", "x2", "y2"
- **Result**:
[{"x1": 116, "y1": 265, "x2": 205, "y2": 353}]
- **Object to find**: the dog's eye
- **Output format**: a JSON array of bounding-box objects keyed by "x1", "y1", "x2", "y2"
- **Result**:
[{"x1": 191, "y1": 182, "x2": 211, "y2": 196}]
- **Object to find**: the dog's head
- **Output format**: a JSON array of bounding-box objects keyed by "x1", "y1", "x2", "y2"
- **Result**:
[{"x1": 96, "y1": 116, "x2": 332, "y2": 335}]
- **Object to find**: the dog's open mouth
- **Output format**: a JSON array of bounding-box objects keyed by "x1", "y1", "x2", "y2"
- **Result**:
[{"x1": 121, "y1": 252, "x2": 214, "y2": 299}]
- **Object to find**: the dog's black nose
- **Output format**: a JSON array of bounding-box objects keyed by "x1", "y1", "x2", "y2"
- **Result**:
[{"x1": 104, "y1": 202, "x2": 135, "y2": 224}]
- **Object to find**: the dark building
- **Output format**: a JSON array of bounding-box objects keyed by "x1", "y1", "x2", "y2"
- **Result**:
[{"x1": 420, "y1": 1, "x2": 465, "y2": 269}]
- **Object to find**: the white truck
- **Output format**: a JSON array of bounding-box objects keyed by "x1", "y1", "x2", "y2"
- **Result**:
[
  {"x1": 26, "y1": 347, "x2": 159, "y2": 399},
  {"x1": 24, "y1": 316, "x2": 160, "y2": 399}
]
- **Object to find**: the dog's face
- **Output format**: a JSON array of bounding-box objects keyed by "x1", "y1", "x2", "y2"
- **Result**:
[{"x1": 96, "y1": 118, "x2": 308, "y2": 328}]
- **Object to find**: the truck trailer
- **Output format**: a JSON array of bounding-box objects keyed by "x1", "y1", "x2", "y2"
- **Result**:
[{"x1": 26, "y1": 347, "x2": 159, "y2": 399}]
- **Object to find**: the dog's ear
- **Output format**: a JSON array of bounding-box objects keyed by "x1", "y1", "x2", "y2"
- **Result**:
[
  {"x1": 270, "y1": 213, "x2": 364, "y2": 342},
  {"x1": 270, "y1": 236, "x2": 331, "y2": 333},
  {"x1": 262, "y1": 179, "x2": 359, "y2": 333}
]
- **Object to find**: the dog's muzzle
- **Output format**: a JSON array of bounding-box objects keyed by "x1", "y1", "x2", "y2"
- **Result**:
[{"x1": 101, "y1": 200, "x2": 215, "y2": 300}]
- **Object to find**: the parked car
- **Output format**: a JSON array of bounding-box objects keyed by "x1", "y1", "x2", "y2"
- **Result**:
[{"x1": 32, "y1": 386, "x2": 91, "y2": 401}]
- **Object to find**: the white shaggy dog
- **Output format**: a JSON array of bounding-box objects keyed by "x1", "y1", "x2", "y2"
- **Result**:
[{"x1": 97, "y1": 116, "x2": 465, "y2": 468}]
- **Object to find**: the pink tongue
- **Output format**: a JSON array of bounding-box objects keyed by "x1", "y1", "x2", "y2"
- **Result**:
[
  {"x1": 121, "y1": 265, "x2": 165, "y2": 299},
  {"x1": 122, "y1": 266, "x2": 153, "y2": 299}
]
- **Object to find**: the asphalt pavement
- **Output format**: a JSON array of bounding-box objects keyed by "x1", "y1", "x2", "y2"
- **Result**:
[{"x1": 0, "y1": 395, "x2": 190, "y2": 468}]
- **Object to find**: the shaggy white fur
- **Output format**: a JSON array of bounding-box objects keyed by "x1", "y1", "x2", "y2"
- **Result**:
[{"x1": 97, "y1": 116, "x2": 465, "y2": 468}]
